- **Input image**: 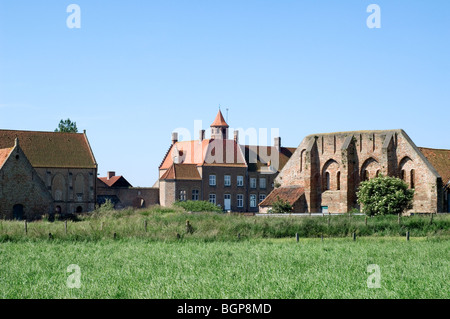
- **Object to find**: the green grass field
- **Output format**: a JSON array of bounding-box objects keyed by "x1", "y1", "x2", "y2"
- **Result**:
[
  {"x1": 0, "y1": 208, "x2": 449, "y2": 299},
  {"x1": 0, "y1": 237, "x2": 449, "y2": 299}
]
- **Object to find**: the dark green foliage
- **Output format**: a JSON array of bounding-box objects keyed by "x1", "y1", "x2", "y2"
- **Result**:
[
  {"x1": 55, "y1": 118, "x2": 78, "y2": 133},
  {"x1": 357, "y1": 175, "x2": 414, "y2": 216},
  {"x1": 270, "y1": 196, "x2": 293, "y2": 214},
  {"x1": 174, "y1": 200, "x2": 222, "y2": 213}
]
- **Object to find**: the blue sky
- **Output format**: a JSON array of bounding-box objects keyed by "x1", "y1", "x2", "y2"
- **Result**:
[{"x1": 0, "y1": 1, "x2": 449, "y2": 186}]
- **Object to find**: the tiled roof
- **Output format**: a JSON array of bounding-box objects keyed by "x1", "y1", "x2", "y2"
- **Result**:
[
  {"x1": 210, "y1": 110, "x2": 229, "y2": 127},
  {"x1": 418, "y1": 147, "x2": 450, "y2": 187},
  {"x1": 159, "y1": 139, "x2": 247, "y2": 170},
  {"x1": 98, "y1": 176, "x2": 132, "y2": 188},
  {"x1": 0, "y1": 130, "x2": 97, "y2": 168},
  {"x1": 243, "y1": 145, "x2": 296, "y2": 173},
  {"x1": 0, "y1": 147, "x2": 13, "y2": 168},
  {"x1": 160, "y1": 164, "x2": 201, "y2": 180},
  {"x1": 259, "y1": 186, "x2": 305, "y2": 207}
]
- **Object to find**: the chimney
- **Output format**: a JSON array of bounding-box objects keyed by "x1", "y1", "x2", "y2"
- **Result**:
[
  {"x1": 233, "y1": 130, "x2": 239, "y2": 144},
  {"x1": 172, "y1": 132, "x2": 178, "y2": 145},
  {"x1": 199, "y1": 129, "x2": 205, "y2": 141},
  {"x1": 274, "y1": 137, "x2": 281, "y2": 151},
  {"x1": 107, "y1": 171, "x2": 115, "y2": 180}
]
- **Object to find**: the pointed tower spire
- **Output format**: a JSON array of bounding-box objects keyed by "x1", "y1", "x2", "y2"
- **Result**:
[{"x1": 210, "y1": 109, "x2": 229, "y2": 139}]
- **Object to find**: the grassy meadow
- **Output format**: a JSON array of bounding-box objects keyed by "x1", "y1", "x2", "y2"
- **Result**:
[
  {"x1": 0, "y1": 238, "x2": 449, "y2": 299},
  {"x1": 0, "y1": 207, "x2": 449, "y2": 299}
]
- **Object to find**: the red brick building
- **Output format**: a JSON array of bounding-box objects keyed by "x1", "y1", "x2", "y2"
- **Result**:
[
  {"x1": 260, "y1": 130, "x2": 450, "y2": 214},
  {"x1": 158, "y1": 110, "x2": 295, "y2": 212}
]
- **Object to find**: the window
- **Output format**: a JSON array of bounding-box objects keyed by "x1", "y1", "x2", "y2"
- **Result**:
[
  {"x1": 325, "y1": 172, "x2": 330, "y2": 190},
  {"x1": 209, "y1": 175, "x2": 216, "y2": 186},
  {"x1": 237, "y1": 194, "x2": 243, "y2": 208},
  {"x1": 209, "y1": 194, "x2": 216, "y2": 204},
  {"x1": 410, "y1": 169, "x2": 415, "y2": 189},
  {"x1": 192, "y1": 189, "x2": 199, "y2": 201},
  {"x1": 224, "y1": 175, "x2": 231, "y2": 187},
  {"x1": 237, "y1": 176, "x2": 244, "y2": 187},
  {"x1": 259, "y1": 194, "x2": 266, "y2": 203},
  {"x1": 250, "y1": 178, "x2": 256, "y2": 189},
  {"x1": 337, "y1": 171, "x2": 341, "y2": 190},
  {"x1": 179, "y1": 190, "x2": 186, "y2": 201},
  {"x1": 363, "y1": 170, "x2": 370, "y2": 181},
  {"x1": 259, "y1": 178, "x2": 266, "y2": 189},
  {"x1": 250, "y1": 194, "x2": 257, "y2": 208}
]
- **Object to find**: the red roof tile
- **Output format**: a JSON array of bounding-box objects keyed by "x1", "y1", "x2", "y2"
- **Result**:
[
  {"x1": 159, "y1": 139, "x2": 247, "y2": 170},
  {"x1": 259, "y1": 186, "x2": 305, "y2": 207},
  {"x1": 160, "y1": 164, "x2": 202, "y2": 180},
  {"x1": 419, "y1": 147, "x2": 450, "y2": 187},
  {"x1": 210, "y1": 110, "x2": 229, "y2": 127},
  {"x1": 98, "y1": 176, "x2": 132, "y2": 188},
  {"x1": 0, "y1": 147, "x2": 13, "y2": 168}
]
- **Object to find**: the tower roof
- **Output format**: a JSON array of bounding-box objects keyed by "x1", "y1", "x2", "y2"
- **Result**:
[{"x1": 210, "y1": 110, "x2": 229, "y2": 127}]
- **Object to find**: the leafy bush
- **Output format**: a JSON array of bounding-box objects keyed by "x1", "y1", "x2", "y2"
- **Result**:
[
  {"x1": 270, "y1": 196, "x2": 293, "y2": 214},
  {"x1": 174, "y1": 200, "x2": 222, "y2": 213},
  {"x1": 357, "y1": 175, "x2": 414, "y2": 216}
]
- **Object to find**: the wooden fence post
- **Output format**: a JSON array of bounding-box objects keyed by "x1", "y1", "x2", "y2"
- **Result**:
[
  {"x1": 113, "y1": 232, "x2": 117, "y2": 240},
  {"x1": 365, "y1": 216, "x2": 368, "y2": 226},
  {"x1": 352, "y1": 232, "x2": 356, "y2": 241},
  {"x1": 406, "y1": 231, "x2": 410, "y2": 241},
  {"x1": 24, "y1": 220, "x2": 28, "y2": 235},
  {"x1": 296, "y1": 233, "x2": 299, "y2": 243},
  {"x1": 144, "y1": 220, "x2": 148, "y2": 232},
  {"x1": 64, "y1": 220, "x2": 68, "y2": 235}
]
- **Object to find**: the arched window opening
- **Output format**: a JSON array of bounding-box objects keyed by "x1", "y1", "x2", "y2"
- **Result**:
[
  {"x1": 337, "y1": 171, "x2": 341, "y2": 190},
  {"x1": 410, "y1": 169, "x2": 415, "y2": 189},
  {"x1": 325, "y1": 172, "x2": 330, "y2": 190},
  {"x1": 363, "y1": 170, "x2": 370, "y2": 181},
  {"x1": 400, "y1": 169, "x2": 405, "y2": 181}
]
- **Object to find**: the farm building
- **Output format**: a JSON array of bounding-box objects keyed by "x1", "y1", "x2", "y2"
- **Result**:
[{"x1": 0, "y1": 129, "x2": 98, "y2": 220}]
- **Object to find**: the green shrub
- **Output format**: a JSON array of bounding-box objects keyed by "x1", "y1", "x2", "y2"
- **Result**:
[
  {"x1": 270, "y1": 196, "x2": 293, "y2": 214},
  {"x1": 174, "y1": 200, "x2": 222, "y2": 213},
  {"x1": 357, "y1": 175, "x2": 414, "y2": 216}
]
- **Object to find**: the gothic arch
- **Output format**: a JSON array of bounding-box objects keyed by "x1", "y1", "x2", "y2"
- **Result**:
[
  {"x1": 321, "y1": 159, "x2": 339, "y2": 191},
  {"x1": 52, "y1": 174, "x2": 66, "y2": 202},
  {"x1": 75, "y1": 174, "x2": 85, "y2": 201},
  {"x1": 360, "y1": 157, "x2": 380, "y2": 181}
]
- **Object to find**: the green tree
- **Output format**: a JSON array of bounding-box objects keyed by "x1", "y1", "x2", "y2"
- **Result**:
[
  {"x1": 55, "y1": 118, "x2": 78, "y2": 133},
  {"x1": 270, "y1": 196, "x2": 293, "y2": 214},
  {"x1": 357, "y1": 174, "x2": 414, "y2": 216}
]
